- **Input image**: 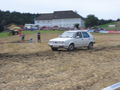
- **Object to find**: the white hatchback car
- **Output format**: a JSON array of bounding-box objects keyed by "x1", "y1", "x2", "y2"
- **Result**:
[{"x1": 48, "y1": 30, "x2": 95, "y2": 51}]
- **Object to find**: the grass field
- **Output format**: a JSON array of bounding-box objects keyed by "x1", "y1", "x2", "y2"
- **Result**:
[
  {"x1": 98, "y1": 22, "x2": 120, "y2": 30},
  {"x1": 23, "y1": 30, "x2": 64, "y2": 34},
  {"x1": 0, "y1": 32, "x2": 9, "y2": 38},
  {"x1": 0, "y1": 30, "x2": 64, "y2": 38},
  {"x1": 0, "y1": 32, "x2": 120, "y2": 90}
]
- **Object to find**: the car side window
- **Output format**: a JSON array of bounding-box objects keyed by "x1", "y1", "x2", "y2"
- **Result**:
[
  {"x1": 75, "y1": 32, "x2": 82, "y2": 38},
  {"x1": 82, "y1": 32, "x2": 90, "y2": 38}
]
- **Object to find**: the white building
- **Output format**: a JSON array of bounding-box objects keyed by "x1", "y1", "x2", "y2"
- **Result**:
[{"x1": 34, "y1": 10, "x2": 85, "y2": 28}]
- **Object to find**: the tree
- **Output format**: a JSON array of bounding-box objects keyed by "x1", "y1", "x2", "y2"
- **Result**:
[
  {"x1": 0, "y1": 10, "x2": 40, "y2": 32},
  {"x1": 85, "y1": 15, "x2": 99, "y2": 28},
  {"x1": 117, "y1": 18, "x2": 120, "y2": 21}
]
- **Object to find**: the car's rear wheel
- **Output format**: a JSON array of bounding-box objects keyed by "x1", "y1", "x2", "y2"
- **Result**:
[
  {"x1": 51, "y1": 47, "x2": 58, "y2": 51},
  {"x1": 67, "y1": 43, "x2": 75, "y2": 51},
  {"x1": 87, "y1": 42, "x2": 93, "y2": 49}
]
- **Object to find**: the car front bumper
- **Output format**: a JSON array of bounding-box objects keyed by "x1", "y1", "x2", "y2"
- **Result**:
[{"x1": 48, "y1": 43, "x2": 68, "y2": 49}]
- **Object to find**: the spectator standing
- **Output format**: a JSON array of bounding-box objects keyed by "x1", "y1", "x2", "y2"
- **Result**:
[
  {"x1": 21, "y1": 34, "x2": 25, "y2": 42},
  {"x1": 37, "y1": 32, "x2": 41, "y2": 42}
]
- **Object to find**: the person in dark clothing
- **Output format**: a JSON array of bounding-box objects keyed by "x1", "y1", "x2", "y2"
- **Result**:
[
  {"x1": 37, "y1": 32, "x2": 41, "y2": 42},
  {"x1": 21, "y1": 34, "x2": 25, "y2": 42}
]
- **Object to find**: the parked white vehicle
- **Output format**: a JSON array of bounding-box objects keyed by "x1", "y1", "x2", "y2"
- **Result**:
[{"x1": 48, "y1": 30, "x2": 95, "y2": 51}]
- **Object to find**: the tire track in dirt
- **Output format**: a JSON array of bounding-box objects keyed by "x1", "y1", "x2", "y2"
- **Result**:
[
  {"x1": 93, "y1": 45, "x2": 120, "y2": 51},
  {"x1": 0, "y1": 45, "x2": 120, "y2": 60},
  {"x1": 0, "y1": 50, "x2": 55, "y2": 60}
]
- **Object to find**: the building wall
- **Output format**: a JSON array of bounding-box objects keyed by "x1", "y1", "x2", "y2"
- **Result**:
[
  {"x1": 34, "y1": 18, "x2": 84, "y2": 28},
  {"x1": 34, "y1": 20, "x2": 52, "y2": 27}
]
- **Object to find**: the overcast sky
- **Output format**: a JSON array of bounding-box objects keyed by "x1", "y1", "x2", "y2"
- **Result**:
[{"x1": 0, "y1": 0, "x2": 120, "y2": 20}]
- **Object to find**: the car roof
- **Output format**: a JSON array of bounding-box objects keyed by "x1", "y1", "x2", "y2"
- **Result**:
[{"x1": 66, "y1": 30, "x2": 88, "y2": 33}]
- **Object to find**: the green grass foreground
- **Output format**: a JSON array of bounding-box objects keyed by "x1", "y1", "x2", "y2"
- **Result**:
[
  {"x1": 0, "y1": 30, "x2": 119, "y2": 38},
  {"x1": 0, "y1": 32, "x2": 9, "y2": 38},
  {"x1": 22, "y1": 30, "x2": 64, "y2": 34},
  {"x1": 0, "y1": 30, "x2": 64, "y2": 38}
]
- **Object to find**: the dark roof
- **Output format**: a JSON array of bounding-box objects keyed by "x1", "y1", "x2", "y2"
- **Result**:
[
  {"x1": 35, "y1": 13, "x2": 53, "y2": 20},
  {"x1": 53, "y1": 10, "x2": 83, "y2": 19},
  {"x1": 35, "y1": 10, "x2": 84, "y2": 20}
]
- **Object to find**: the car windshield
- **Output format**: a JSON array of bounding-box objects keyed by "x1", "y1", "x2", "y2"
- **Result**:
[{"x1": 59, "y1": 32, "x2": 75, "y2": 38}]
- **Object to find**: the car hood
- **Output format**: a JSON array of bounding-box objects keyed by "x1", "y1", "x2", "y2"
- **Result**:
[{"x1": 50, "y1": 37, "x2": 72, "y2": 42}]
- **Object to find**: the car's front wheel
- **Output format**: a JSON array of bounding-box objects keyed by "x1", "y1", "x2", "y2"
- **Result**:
[
  {"x1": 67, "y1": 43, "x2": 75, "y2": 51},
  {"x1": 87, "y1": 42, "x2": 94, "y2": 49}
]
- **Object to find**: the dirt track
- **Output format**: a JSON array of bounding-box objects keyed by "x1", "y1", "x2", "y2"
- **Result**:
[{"x1": 0, "y1": 33, "x2": 120, "y2": 90}]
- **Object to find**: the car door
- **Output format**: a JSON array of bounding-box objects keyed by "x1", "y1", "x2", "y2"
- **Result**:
[
  {"x1": 74, "y1": 32, "x2": 84, "y2": 47},
  {"x1": 82, "y1": 32, "x2": 90, "y2": 46}
]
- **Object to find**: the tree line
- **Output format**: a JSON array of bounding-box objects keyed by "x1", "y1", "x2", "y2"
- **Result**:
[
  {"x1": 0, "y1": 10, "x2": 39, "y2": 32},
  {"x1": 0, "y1": 10, "x2": 119, "y2": 32},
  {"x1": 85, "y1": 15, "x2": 117, "y2": 28}
]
